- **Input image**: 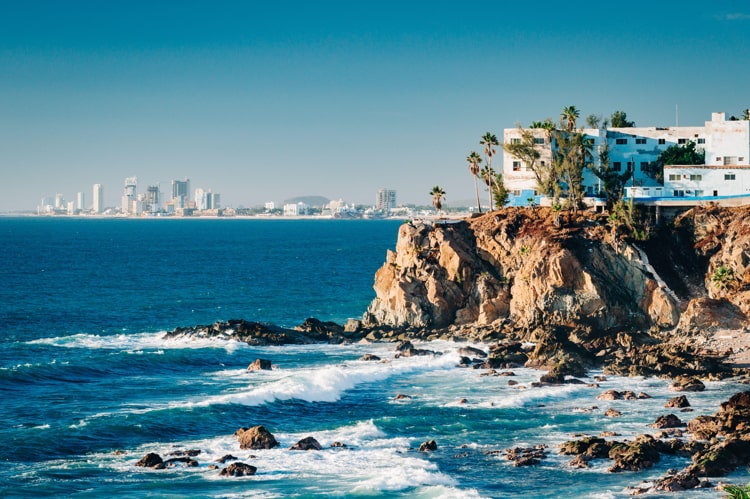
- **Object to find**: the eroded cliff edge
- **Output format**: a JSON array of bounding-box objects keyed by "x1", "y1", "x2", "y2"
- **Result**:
[{"x1": 361, "y1": 204, "x2": 749, "y2": 374}]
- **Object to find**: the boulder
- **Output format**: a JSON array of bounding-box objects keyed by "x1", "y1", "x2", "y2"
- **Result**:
[
  {"x1": 216, "y1": 454, "x2": 238, "y2": 464},
  {"x1": 290, "y1": 436, "x2": 322, "y2": 451},
  {"x1": 235, "y1": 426, "x2": 279, "y2": 450},
  {"x1": 219, "y1": 462, "x2": 257, "y2": 477},
  {"x1": 665, "y1": 395, "x2": 691, "y2": 408},
  {"x1": 359, "y1": 353, "x2": 381, "y2": 361},
  {"x1": 419, "y1": 440, "x2": 438, "y2": 452},
  {"x1": 651, "y1": 414, "x2": 686, "y2": 429},
  {"x1": 670, "y1": 376, "x2": 705, "y2": 392},
  {"x1": 608, "y1": 435, "x2": 661, "y2": 472},
  {"x1": 458, "y1": 346, "x2": 487, "y2": 358},
  {"x1": 247, "y1": 358, "x2": 272, "y2": 371},
  {"x1": 597, "y1": 390, "x2": 622, "y2": 401},
  {"x1": 135, "y1": 452, "x2": 163, "y2": 468},
  {"x1": 604, "y1": 408, "x2": 622, "y2": 417}
]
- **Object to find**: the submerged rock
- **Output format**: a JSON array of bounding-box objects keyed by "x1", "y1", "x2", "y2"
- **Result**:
[
  {"x1": 290, "y1": 437, "x2": 322, "y2": 451},
  {"x1": 419, "y1": 440, "x2": 438, "y2": 452},
  {"x1": 219, "y1": 462, "x2": 257, "y2": 477},
  {"x1": 235, "y1": 426, "x2": 279, "y2": 450},
  {"x1": 135, "y1": 453, "x2": 163, "y2": 468},
  {"x1": 247, "y1": 358, "x2": 272, "y2": 371}
]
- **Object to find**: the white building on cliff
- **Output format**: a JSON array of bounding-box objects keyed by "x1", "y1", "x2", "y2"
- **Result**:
[{"x1": 502, "y1": 111, "x2": 750, "y2": 205}]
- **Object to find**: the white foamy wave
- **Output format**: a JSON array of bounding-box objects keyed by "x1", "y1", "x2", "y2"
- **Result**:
[
  {"x1": 480, "y1": 383, "x2": 590, "y2": 409},
  {"x1": 28, "y1": 331, "x2": 245, "y2": 353},
  {"x1": 195, "y1": 350, "x2": 462, "y2": 407}
]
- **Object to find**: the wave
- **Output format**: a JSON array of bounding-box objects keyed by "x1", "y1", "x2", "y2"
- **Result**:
[
  {"x1": 27, "y1": 331, "x2": 246, "y2": 353},
  {"x1": 193, "y1": 349, "x2": 463, "y2": 407}
]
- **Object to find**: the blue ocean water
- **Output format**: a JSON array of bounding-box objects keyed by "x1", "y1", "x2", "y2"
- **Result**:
[{"x1": 0, "y1": 217, "x2": 747, "y2": 498}]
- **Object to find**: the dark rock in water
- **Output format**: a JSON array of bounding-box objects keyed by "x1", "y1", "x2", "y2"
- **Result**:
[
  {"x1": 559, "y1": 436, "x2": 612, "y2": 459},
  {"x1": 669, "y1": 376, "x2": 705, "y2": 392},
  {"x1": 604, "y1": 408, "x2": 622, "y2": 417},
  {"x1": 216, "y1": 454, "x2": 238, "y2": 464},
  {"x1": 290, "y1": 436, "x2": 322, "y2": 451},
  {"x1": 235, "y1": 426, "x2": 279, "y2": 450},
  {"x1": 687, "y1": 415, "x2": 721, "y2": 440},
  {"x1": 163, "y1": 456, "x2": 199, "y2": 467},
  {"x1": 167, "y1": 449, "x2": 201, "y2": 457},
  {"x1": 457, "y1": 356, "x2": 472, "y2": 367},
  {"x1": 597, "y1": 390, "x2": 623, "y2": 401},
  {"x1": 457, "y1": 346, "x2": 487, "y2": 358},
  {"x1": 163, "y1": 318, "x2": 348, "y2": 346},
  {"x1": 394, "y1": 393, "x2": 412, "y2": 400},
  {"x1": 665, "y1": 395, "x2": 691, "y2": 408},
  {"x1": 513, "y1": 456, "x2": 540, "y2": 467},
  {"x1": 654, "y1": 471, "x2": 701, "y2": 491},
  {"x1": 330, "y1": 441, "x2": 347, "y2": 448},
  {"x1": 135, "y1": 453, "x2": 163, "y2": 468},
  {"x1": 359, "y1": 353, "x2": 381, "y2": 361},
  {"x1": 688, "y1": 438, "x2": 750, "y2": 477},
  {"x1": 651, "y1": 414, "x2": 686, "y2": 429},
  {"x1": 608, "y1": 435, "x2": 662, "y2": 472},
  {"x1": 247, "y1": 358, "x2": 272, "y2": 371},
  {"x1": 219, "y1": 462, "x2": 257, "y2": 477},
  {"x1": 419, "y1": 440, "x2": 438, "y2": 452}
]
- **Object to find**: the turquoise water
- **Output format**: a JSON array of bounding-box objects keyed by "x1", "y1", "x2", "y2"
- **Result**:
[{"x1": 0, "y1": 217, "x2": 746, "y2": 498}]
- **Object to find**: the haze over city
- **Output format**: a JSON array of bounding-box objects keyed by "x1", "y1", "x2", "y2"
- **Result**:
[{"x1": 1, "y1": 1, "x2": 749, "y2": 212}]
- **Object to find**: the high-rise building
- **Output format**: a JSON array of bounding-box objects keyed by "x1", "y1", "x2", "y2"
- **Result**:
[
  {"x1": 172, "y1": 179, "x2": 190, "y2": 208},
  {"x1": 93, "y1": 184, "x2": 103, "y2": 213},
  {"x1": 55, "y1": 193, "x2": 64, "y2": 209},
  {"x1": 122, "y1": 176, "x2": 138, "y2": 214},
  {"x1": 144, "y1": 185, "x2": 160, "y2": 212},
  {"x1": 76, "y1": 192, "x2": 85, "y2": 212},
  {"x1": 376, "y1": 188, "x2": 397, "y2": 211}
]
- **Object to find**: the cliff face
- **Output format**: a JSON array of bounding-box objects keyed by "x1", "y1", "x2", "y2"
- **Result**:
[{"x1": 363, "y1": 205, "x2": 749, "y2": 335}]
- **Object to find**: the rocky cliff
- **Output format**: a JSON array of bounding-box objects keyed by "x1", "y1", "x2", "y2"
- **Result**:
[{"x1": 363, "y1": 205, "x2": 749, "y2": 340}]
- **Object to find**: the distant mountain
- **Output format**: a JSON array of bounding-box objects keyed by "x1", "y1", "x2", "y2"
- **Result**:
[{"x1": 283, "y1": 195, "x2": 330, "y2": 207}]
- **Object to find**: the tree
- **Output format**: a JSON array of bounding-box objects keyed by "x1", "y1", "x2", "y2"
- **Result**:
[
  {"x1": 480, "y1": 165, "x2": 496, "y2": 211},
  {"x1": 480, "y1": 132, "x2": 500, "y2": 210},
  {"x1": 586, "y1": 114, "x2": 602, "y2": 129},
  {"x1": 553, "y1": 130, "x2": 593, "y2": 211},
  {"x1": 743, "y1": 108, "x2": 750, "y2": 120},
  {"x1": 642, "y1": 140, "x2": 705, "y2": 184},
  {"x1": 561, "y1": 105, "x2": 580, "y2": 132},
  {"x1": 493, "y1": 172, "x2": 509, "y2": 208},
  {"x1": 610, "y1": 110, "x2": 635, "y2": 127},
  {"x1": 590, "y1": 143, "x2": 633, "y2": 211},
  {"x1": 466, "y1": 151, "x2": 483, "y2": 213},
  {"x1": 430, "y1": 185, "x2": 446, "y2": 211}
]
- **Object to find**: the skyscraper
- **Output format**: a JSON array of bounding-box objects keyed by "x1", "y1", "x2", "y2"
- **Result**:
[
  {"x1": 122, "y1": 176, "x2": 137, "y2": 214},
  {"x1": 172, "y1": 179, "x2": 190, "y2": 208},
  {"x1": 376, "y1": 188, "x2": 396, "y2": 211},
  {"x1": 93, "y1": 184, "x2": 103, "y2": 213},
  {"x1": 76, "y1": 192, "x2": 85, "y2": 212}
]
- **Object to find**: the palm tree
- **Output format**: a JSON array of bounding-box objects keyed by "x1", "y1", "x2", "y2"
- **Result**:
[
  {"x1": 466, "y1": 151, "x2": 483, "y2": 213},
  {"x1": 480, "y1": 165, "x2": 495, "y2": 211},
  {"x1": 561, "y1": 105, "x2": 580, "y2": 132},
  {"x1": 480, "y1": 132, "x2": 500, "y2": 210},
  {"x1": 743, "y1": 108, "x2": 750, "y2": 121},
  {"x1": 430, "y1": 186, "x2": 446, "y2": 211}
]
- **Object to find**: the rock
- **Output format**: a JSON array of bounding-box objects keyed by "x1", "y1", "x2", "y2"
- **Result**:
[
  {"x1": 235, "y1": 426, "x2": 279, "y2": 450},
  {"x1": 687, "y1": 415, "x2": 721, "y2": 440},
  {"x1": 666, "y1": 395, "x2": 691, "y2": 408},
  {"x1": 458, "y1": 346, "x2": 487, "y2": 358},
  {"x1": 568, "y1": 455, "x2": 591, "y2": 468},
  {"x1": 604, "y1": 408, "x2": 622, "y2": 417},
  {"x1": 330, "y1": 441, "x2": 347, "y2": 448},
  {"x1": 216, "y1": 454, "x2": 238, "y2": 464},
  {"x1": 289, "y1": 436, "x2": 322, "y2": 451},
  {"x1": 247, "y1": 358, "x2": 272, "y2": 371},
  {"x1": 359, "y1": 353, "x2": 381, "y2": 361},
  {"x1": 638, "y1": 392, "x2": 652, "y2": 399},
  {"x1": 513, "y1": 456, "x2": 540, "y2": 467},
  {"x1": 597, "y1": 390, "x2": 623, "y2": 401},
  {"x1": 219, "y1": 462, "x2": 257, "y2": 477},
  {"x1": 654, "y1": 471, "x2": 701, "y2": 491},
  {"x1": 670, "y1": 376, "x2": 706, "y2": 392},
  {"x1": 394, "y1": 393, "x2": 412, "y2": 400},
  {"x1": 419, "y1": 440, "x2": 438, "y2": 452},
  {"x1": 559, "y1": 436, "x2": 612, "y2": 458},
  {"x1": 608, "y1": 435, "x2": 661, "y2": 472},
  {"x1": 651, "y1": 414, "x2": 686, "y2": 429},
  {"x1": 135, "y1": 452, "x2": 163, "y2": 468},
  {"x1": 163, "y1": 457, "x2": 198, "y2": 467}
]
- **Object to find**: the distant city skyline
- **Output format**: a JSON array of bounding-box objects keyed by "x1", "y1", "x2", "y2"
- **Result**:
[{"x1": 2, "y1": 2, "x2": 749, "y2": 212}]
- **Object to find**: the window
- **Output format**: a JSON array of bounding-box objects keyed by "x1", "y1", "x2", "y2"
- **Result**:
[
  {"x1": 533, "y1": 138, "x2": 545, "y2": 145},
  {"x1": 725, "y1": 173, "x2": 736, "y2": 181},
  {"x1": 512, "y1": 190, "x2": 521, "y2": 196},
  {"x1": 740, "y1": 157, "x2": 745, "y2": 162},
  {"x1": 512, "y1": 161, "x2": 521, "y2": 171},
  {"x1": 673, "y1": 190, "x2": 685, "y2": 197},
  {"x1": 616, "y1": 138, "x2": 627, "y2": 144},
  {"x1": 635, "y1": 138, "x2": 647, "y2": 144},
  {"x1": 724, "y1": 156, "x2": 737, "y2": 166},
  {"x1": 668, "y1": 174, "x2": 680, "y2": 181},
  {"x1": 678, "y1": 138, "x2": 688, "y2": 144},
  {"x1": 540, "y1": 161, "x2": 546, "y2": 166},
  {"x1": 640, "y1": 161, "x2": 650, "y2": 170},
  {"x1": 716, "y1": 157, "x2": 722, "y2": 162},
  {"x1": 697, "y1": 138, "x2": 705, "y2": 144},
  {"x1": 658, "y1": 138, "x2": 666, "y2": 145},
  {"x1": 694, "y1": 190, "x2": 704, "y2": 197},
  {"x1": 689, "y1": 174, "x2": 702, "y2": 181},
  {"x1": 613, "y1": 161, "x2": 622, "y2": 171},
  {"x1": 510, "y1": 138, "x2": 521, "y2": 144}
]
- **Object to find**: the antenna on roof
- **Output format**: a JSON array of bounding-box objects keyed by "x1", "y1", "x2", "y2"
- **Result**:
[{"x1": 675, "y1": 104, "x2": 679, "y2": 127}]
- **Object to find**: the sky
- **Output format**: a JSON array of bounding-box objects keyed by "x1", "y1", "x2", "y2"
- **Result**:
[{"x1": 1, "y1": 1, "x2": 749, "y2": 212}]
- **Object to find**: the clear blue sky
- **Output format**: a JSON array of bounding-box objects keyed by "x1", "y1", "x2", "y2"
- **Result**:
[{"x1": 1, "y1": 1, "x2": 748, "y2": 211}]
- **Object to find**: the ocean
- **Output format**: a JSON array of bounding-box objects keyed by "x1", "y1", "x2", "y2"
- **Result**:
[{"x1": 0, "y1": 217, "x2": 746, "y2": 498}]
